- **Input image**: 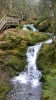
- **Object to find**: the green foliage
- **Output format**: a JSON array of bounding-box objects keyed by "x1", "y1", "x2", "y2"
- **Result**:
[
  {"x1": 0, "y1": 0, "x2": 38, "y2": 19},
  {"x1": 16, "y1": 24, "x2": 23, "y2": 30},
  {"x1": 42, "y1": 75, "x2": 56, "y2": 100},
  {"x1": 38, "y1": 43, "x2": 56, "y2": 100},
  {"x1": 37, "y1": 0, "x2": 49, "y2": 17}
]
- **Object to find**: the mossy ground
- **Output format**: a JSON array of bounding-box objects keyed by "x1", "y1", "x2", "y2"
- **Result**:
[
  {"x1": 37, "y1": 43, "x2": 56, "y2": 100},
  {"x1": 0, "y1": 25, "x2": 50, "y2": 99}
]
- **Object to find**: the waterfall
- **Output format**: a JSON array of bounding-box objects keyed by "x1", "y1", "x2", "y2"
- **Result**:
[
  {"x1": 6, "y1": 24, "x2": 53, "y2": 100},
  {"x1": 12, "y1": 37, "x2": 52, "y2": 87},
  {"x1": 6, "y1": 39, "x2": 52, "y2": 100},
  {"x1": 12, "y1": 43, "x2": 42, "y2": 87}
]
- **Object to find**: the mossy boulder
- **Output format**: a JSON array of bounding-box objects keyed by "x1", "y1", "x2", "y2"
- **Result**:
[
  {"x1": 37, "y1": 43, "x2": 56, "y2": 100},
  {"x1": 38, "y1": 19, "x2": 51, "y2": 32},
  {"x1": 34, "y1": 19, "x2": 51, "y2": 32}
]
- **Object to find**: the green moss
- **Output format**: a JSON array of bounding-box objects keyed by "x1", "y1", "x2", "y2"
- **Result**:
[
  {"x1": 34, "y1": 18, "x2": 51, "y2": 32},
  {"x1": 31, "y1": 32, "x2": 50, "y2": 42},
  {"x1": 42, "y1": 75, "x2": 56, "y2": 100},
  {"x1": 16, "y1": 24, "x2": 23, "y2": 30},
  {"x1": 23, "y1": 31, "x2": 50, "y2": 46},
  {"x1": 0, "y1": 78, "x2": 11, "y2": 100},
  {"x1": 39, "y1": 19, "x2": 51, "y2": 32},
  {"x1": 38, "y1": 43, "x2": 55, "y2": 70},
  {"x1": 38, "y1": 43, "x2": 56, "y2": 100},
  {"x1": 0, "y1": 30, "x2": 50, "y2": 49},
  {"x1": 4, "y1": 55, "x2": 26, "y2": 72}
]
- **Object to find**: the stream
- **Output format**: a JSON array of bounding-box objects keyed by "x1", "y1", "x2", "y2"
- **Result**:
[{"x1": 6, "y1": 24, "x2": 52, "y2": 100}]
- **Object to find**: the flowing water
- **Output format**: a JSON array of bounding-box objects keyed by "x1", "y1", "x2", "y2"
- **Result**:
[
  {"x1": 23, "y1": 24, "x2": 38, "y2": 32},
  {"x1": 6, "y1": 24, "x2": 52, "y2": 100},
  {"x1": 12, "y1": 43, "x2": 42, "y2": 86}
]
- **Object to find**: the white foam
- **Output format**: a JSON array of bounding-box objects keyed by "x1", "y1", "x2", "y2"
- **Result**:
[
  {"x1": 23, "y1": 24, "x2": 37, "y2": 32},
  {"x1": 12, "y1": 73, "x2": 27, "y2": 84},
  {"x1": 31, "y1": 79, "x2": 39, "y2": 87},
  {"x1": 23, "y1": 24, "x2": 29, "y2": 31},
  {"x1": 45, "y1": 39, "x2": 52, "y2": 43}
]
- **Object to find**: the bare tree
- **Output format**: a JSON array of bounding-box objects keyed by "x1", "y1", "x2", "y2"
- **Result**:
[
  {"x1": 0, "y1": 0, "x2": 2, "y2": 16},
  {"x1": 45, "y1": 0, "x2": 56, "y2": 55},
  {"x1": 49, "y1": 0, "x2": 55, "y2": 38},
  {"x1": 46, "y1": 0, "x2": 56, "y2": 42},
  {"x1": 9, "y1": 0, "x2": 14, "y2": 15}
]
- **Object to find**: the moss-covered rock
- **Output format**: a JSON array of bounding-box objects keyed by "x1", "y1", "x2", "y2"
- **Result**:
[
  {"x1": 38, "y1": 19, "x2": 51, "y2": 32},
  {"x1": 37, "y1": 43, "x2": 56, "y2": 100},
  {"x1": 34, "y1": 19, "x2": 51, "y2": 32}
]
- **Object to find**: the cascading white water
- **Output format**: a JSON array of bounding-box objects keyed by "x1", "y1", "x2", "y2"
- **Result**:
[
  {"x1": 6, "y1": 43, "x2": 43, "y2": 100},
  {"x1": 23, "y1": 24, "x2": 38, "y2": 32},
  {"x1": 45, "y1": 38, "x2": 52, "y2": 43},
  {"x1": 12, "y1": 37, "x2": 52, "y2": 88},
  {"x1": 12, "y1": 43, "x2": 42, "y2": 87}
]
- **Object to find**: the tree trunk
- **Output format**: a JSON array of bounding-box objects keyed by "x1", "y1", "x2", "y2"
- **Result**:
[
  {"x1": 48, "y1": 0, "x2": 56, "y2": 42},
  {"x1": 10, "y1": 0, "x2": 13, "y2": 15},
  {"x1": 46, "y1": 0, "x2": 56, "y2": 55},
  {"x1": 0, "y1": 0, "x2": 2, "y2": 16}
]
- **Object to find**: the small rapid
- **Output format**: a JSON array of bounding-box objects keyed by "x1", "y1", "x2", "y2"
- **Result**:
[
  {"x1": 12, "y1": 43, "x2": 42, "y2": 87},
  {"x1": 23, "y1": 24, "x2": 38, "y2": 32}
]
